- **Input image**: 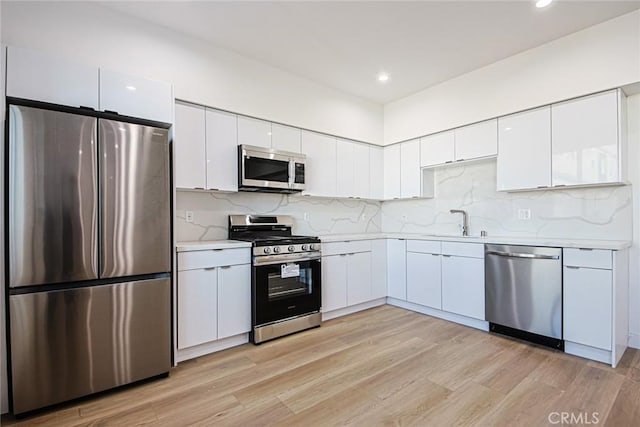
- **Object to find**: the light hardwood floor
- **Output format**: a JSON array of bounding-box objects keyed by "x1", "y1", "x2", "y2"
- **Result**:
[{"x1": 3, "y1": 305, "x2": 640, "y2": 426}]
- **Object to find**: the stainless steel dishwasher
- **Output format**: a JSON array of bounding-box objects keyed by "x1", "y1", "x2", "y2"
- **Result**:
[{"x1": 485, "y1": 244, "x2": 563, "y2": 350}]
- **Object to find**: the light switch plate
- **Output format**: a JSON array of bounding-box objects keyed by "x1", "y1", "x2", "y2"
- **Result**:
[{"x1": 186, "y1": 211, "x2": 194, "y2": 223}]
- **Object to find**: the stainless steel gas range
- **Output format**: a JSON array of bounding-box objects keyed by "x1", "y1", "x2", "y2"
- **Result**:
[{"x1": 229, "y1": 215, "x2": 322, "y2": 344}]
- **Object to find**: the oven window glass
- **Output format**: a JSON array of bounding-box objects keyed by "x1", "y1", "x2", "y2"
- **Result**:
[
  {"x1": 268, "y1": 266, "x2": 312, "y2": 301},
  {"x1": 245, "y1": 157, "x2": 289, "y2": 182}
]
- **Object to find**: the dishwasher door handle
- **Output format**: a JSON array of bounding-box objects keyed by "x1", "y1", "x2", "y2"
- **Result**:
[{"x1": 486, "y1": 250, "x2": 560, "y2": 260}]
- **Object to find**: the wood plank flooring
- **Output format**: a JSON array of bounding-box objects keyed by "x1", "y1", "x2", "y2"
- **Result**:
[{"x1": 3, "y1": 305, "x2": 640, "y2": 426}]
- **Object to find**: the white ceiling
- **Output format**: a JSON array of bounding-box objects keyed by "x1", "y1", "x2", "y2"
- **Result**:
[{"x1": 100, "y1": 1, "x2": 640, "y2": 104}]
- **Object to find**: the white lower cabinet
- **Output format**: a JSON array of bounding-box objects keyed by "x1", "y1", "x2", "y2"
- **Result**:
[
  {"x1": 177, "y1": 248, "x2": 251, "y2": 356},
  {"x1": 321, "y1": 240, "x2": 383, "y2": 315},
  {"x1": 441, "y1": 255, "x2": 485, "y2": 320},
  {"x1": 321, "y1": 254, "x2": 348, "y2": 312},
  {"x1": 406, "y1": 251, "x2": 441, "y2": 309},
  {"x1": 386, "y1": 239, "x2": 407, "y2": 300}
]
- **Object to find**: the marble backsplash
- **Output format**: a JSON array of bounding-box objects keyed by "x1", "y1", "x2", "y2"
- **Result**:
[
  {"x1": 175, "y1": 160, "x2": 632, "y2": 242},
  {"x1": 382, "y1": 160, "x2": 632, "y2": 241},
  {"x1": 175, "y1": 191, "x2": 382, "y2": 241}
]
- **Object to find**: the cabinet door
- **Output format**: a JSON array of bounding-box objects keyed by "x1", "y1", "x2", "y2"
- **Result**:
[
  {"x1": 302, "y1": 131, "x2": 337, "y2": 197},
  {"x1": 206, "y1": 109, "x2": 238, "y2": 192},
  {"x1": 370, "y1": 147, "x2": 384, "y2": 200},
  {"x1": 336, "y1": 140, "x2": 355, "y2": 198},
  {"x1": 387, "y1": 239, "x2": 407, "y2": 300},
  {"x1": 99, "y1": 68, "x2": 173, "y2": 123},
  {"x1": 174, "y1": 102, "x2": 206, "y2": 189},
  {"x1": 353, "y1": 143, "x2": 371, "y2": 199},
  {"x1": 178, "y1": 268, "x2": 217, "y2": 349},
  {"x1": 384, "y1": 145, "x2": 401, "y2": 200},
  {"x1": 6, "y1": 46, "x2": 99, "y2": 109},
  {"x1": 420, "y1": 131, "x2": 454, "y2": 167},
  {"x1": 217, "y1": 264, "x2": 251, "y2": 339},
  {"x1": 564, "y1": 267, "x2": 612, "y2": 350},
  {"x1": 454, "y1": 119, "x2": 497, "y2": 161},
  {"x1": 401, "y1": 139, "x2": 421, "y2": 198},
  {"x1": 441, "y1": 256, "x2": 484, "y2": 320},
  {"x1": 552, "y1": 90, "x2": 620, "y2": 187},
  {"x1": 271, "y1": 123, "x2": 301, "y2": 153},
  {"x1": 237, "y1": 116, "x2": 271, "y2": 148},
  {"x1": 347, "y1": 252, "x2": 372, "y2": 306},
  {"x1": 371, "y1": 240, "x2": 387, "y2": 299},
  {"x1": 497, "y1": 106, "x2": 551, "y2": 191},
  {"x1": 322, "y1": 255, "x2": 348, "y2": 312},
  {"x1": 406, "y1": 252, "x2": 441, "y2": 309}
]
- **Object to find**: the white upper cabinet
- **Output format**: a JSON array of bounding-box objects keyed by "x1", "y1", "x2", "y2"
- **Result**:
[
  {"x1": 271, "y1": 123, "x2": 302, "y2": 153},
  {"x1": 302, "y1": 131, "x2": 337, "y2": 197},
  {"x1": 206, "y1": 109, "x2": 239, "y2": 192},
  {"x1": 370, "y1": 146, "x2": 384, "y2": 200},
  {"x1": 353, "y1": 143, "x2": 371, "y2": 199},
  {"x1": 384, "y1": 145, "x2": 401, "y2": 199},
  {"x1": 336, "y1": 139, "x2": 356, "y2": 198},
  {"x1": 174, "y1": 102, "x2": 206, "y2": 189},
  {"x1": 400, "y1": 139, "x2": 421, "y2": 198},
  {"x1": 552, "y1": 90, "x2": 621, "y2": 187},
  {"x1": 454, "y1": 119, "x2": 497, "y2": 161},
  {"x1": 99, "y1": 68, "x2": 173, "y2": 123},
  {"x1": 6, "y1": 46, "x2": 99, "y2": 109},
  {"x1": 237, "y1": 116, "x2": 271, "y2": 148},
  {"x1": 420, "y1": 131, "x2": 454, "y2": 167},
  {"x1": 497, "y1": 106, "x2": 552, "y2": 191}
]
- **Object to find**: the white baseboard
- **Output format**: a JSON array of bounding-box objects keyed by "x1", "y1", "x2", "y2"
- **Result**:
[
  {"x1": 175, "y1": 333, "x2": 249, "y2": 363},
  {"x1": 321, "y1": 298, "x2": 386, "y2": 321},
  {"x1": 386, "y1": 298, "x2": 490, "y2": 332},
  {"x1": 565, "y1": 341, "x2": 612, "y2": 366}
]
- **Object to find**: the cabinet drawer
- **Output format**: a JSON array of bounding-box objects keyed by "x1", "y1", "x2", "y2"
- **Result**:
[
  {"x1": 322, "y1": 240, "x2": 372, "y2": 256},
  {"x1": 178, "y1": 248, "x2": 251, "y2": 271},
  {"x1": 563, "y1": 248, "x2": 612, "y2": 269},
  {"x1": 406, "y1": 240, "x2": 441, "y2": 254},
  {"x1": 441, "y1": 242, "x2": 484, "y2": 258}
]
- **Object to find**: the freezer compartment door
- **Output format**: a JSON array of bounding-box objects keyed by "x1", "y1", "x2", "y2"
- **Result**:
[
  {"x1": 9, "y1": 278, "x2": 171, "y2": 414},
  {"x1": 8, "y1": 104, "x2": 98, "y2": 287},
  {"x1": 99, "y1": 119, "x2": 171, "y2": 278}
]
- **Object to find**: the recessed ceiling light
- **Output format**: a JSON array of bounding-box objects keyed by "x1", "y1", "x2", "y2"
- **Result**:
[
  {"x1": 536, "y1": 0, "x2": 553, "y2": 8},
  {"x1": 125, "y1": 85, "x2": 137, "y2": 91},
  {"x1": 377, "y1": 73, "x2": 389, "y2": 83}
]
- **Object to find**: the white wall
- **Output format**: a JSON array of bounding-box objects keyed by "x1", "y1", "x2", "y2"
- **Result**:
[
  {"x1": 384, "y1": 10, "x2": 640, "y2": 144},
  {"x1": 627, "y1": 94, "x2": 640, "y2": 348},
  {"x1": 0, "y1": 1, "x2": 383, "y2": 144}
]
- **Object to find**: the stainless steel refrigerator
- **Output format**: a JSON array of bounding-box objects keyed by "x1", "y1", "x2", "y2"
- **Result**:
[{"x1": 6, "y1": 101, "x2": 172, "y2": 415}]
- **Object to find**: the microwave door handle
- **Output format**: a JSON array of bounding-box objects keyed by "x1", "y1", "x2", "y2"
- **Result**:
[{"x1": 289, "y1": 159, "x2": 294, "y2": 188}]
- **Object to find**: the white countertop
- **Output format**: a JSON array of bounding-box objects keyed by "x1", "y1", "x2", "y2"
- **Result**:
[
  {"x1": 176, "y1": 240, "x2": 252, "y2": 252},
  {"x1": 318, "y1": 233, "x2": 631, "y2": 250}
]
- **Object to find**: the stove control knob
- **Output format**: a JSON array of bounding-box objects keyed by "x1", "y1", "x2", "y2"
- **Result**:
[
  {"x1": 309, "y1": 244, "x2": 317, "y2": 251},
  {"x1": 263, "y1": 247, "x2": 271, "y2": 254},
  {"x1": 288, "y1": 245, "x2": 295, "y2": 252},
  {"x1": 273, "y1": 246, "x2": 281, "y2": 254},
  {"x1": 302, "y1": 244, "x2": 308, "y2": 251}
]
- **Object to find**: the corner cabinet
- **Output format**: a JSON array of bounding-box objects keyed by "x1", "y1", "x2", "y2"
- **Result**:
[{"x1": 176, "y1": 247, "x2": 251, "y2": 362}]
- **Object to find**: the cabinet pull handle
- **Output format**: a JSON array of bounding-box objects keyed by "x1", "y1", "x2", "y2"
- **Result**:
[
  {"x1": 204, "y1": 267, "x2": 216, "y2": 271},
  {"x1": 220, "y1": 265, "x2": 231, "y2": 269},
  {"x1": 566, "y1": 266, "x2": 580, "y2": 269},
  {"x1": 554, "y1": 184, "x2": 567, "y2": 187},
  {"x1": 457, "y1": 158, "x2": 465, "y2": 162},
  {"x1": 445, "y1": 160, "x2": 454, "y2": 164},
  {"x1": 339, "y1": 254, "x2": 348, "y2": 257},
  {"x1": 208, "y1": 188, "x2": 219, "y2": 191},
  {"x1": 431, "y1": 253, "x2": 440, "y2": 256},
  {"x1": 536, "y1": 186, "x2": 548, "y2": 189},
  {"x1": 442, "y1": 254, "x2": 451, "y2": 258},
  {"x1": 194, "y1": 187, "x2": 205, "y2": 190},
  {"x1": 212, "y1": 249, "x2": 224, "y2": 251},
  {"x1": 578, "y1": 248, "x2": 593, "y2": 251}
]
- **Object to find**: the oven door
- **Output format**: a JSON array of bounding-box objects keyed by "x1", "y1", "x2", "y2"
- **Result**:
[
  {"x1": 240, "y1": 146, "x2": 292, "y2": 190},
  {"x1": 253, "y1": 257, "x2": 321, "y2": 326}
]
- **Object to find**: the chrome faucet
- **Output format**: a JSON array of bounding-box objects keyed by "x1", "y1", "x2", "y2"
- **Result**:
[{"x1": 449, "y1": 209, "x2": 469, "y2": 236}]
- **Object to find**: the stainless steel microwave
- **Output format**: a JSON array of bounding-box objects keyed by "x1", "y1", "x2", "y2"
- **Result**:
[{"x1": 238, "y1": 145, "x2": 306, "y2": 193}]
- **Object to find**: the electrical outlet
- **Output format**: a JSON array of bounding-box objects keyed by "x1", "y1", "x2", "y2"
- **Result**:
[
  {"x1": 517, "y1": 208, "x2": 531, "y2": 220},
  {"x1": 186, "y1": 211, "x2": 194, "y2": 223}
]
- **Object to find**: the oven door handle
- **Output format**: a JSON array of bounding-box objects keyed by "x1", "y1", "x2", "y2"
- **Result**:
[{"x1": 254, "y1": 254, "x2": 321, "y2": 266}]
